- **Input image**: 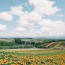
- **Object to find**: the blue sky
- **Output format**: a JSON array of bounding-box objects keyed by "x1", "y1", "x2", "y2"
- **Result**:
[{"x1": 0, "y1": 0, "x2": 65, "y2": 38}]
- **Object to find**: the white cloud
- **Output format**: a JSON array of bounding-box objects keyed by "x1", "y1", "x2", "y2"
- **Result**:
[
  {"x1": 39, "y1": 19, "x2": 65, "y2": 37},
  {"x1": 18, "y1": 11, "x2": 42, "y2": 27},
  {"x1": 29, "y1": 0, "x2": 60, "y2": 16},
  {"x1": 9, "y1": 5, "x2": 23, "y2": 16},
  {"x1": 15, "y1": 27, "x2": 27, "y2": 32},
  {"x1": 0, "y1": 0, "x2": 64, "y2": 38},
  {"x1": 0, "y1": 24, "x2": 7, "y2": 31},
  {"x1": 0, "y1": 12, "x2": 13, "y2": 21},
  {"x1": 13, "y1": 0, "x2": 64, "y2": 38},
  {"x1": 15, "y1": 19, "x2": 65, "y2": 37},
  {"x1": 0, "y1": 5, "x2": 23, "y2": 22},
  {"x1": 1, "y1": 18, "x2": 65, "y2": 38},
  {"x1": 56, "y1": 14, "x2": 64, "y2": 17}
]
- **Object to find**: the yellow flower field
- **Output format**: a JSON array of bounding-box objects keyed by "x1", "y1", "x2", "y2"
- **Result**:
[{"x1": 0, "y1": 49, "x2": 65, "y2": 65}]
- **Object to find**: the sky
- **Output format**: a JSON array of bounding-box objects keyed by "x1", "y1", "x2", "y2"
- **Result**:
[{"x1": 0, "y1": 0, "x2": 65, "y2": 39}]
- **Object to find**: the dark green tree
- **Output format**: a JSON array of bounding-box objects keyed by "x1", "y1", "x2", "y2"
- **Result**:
[{"x1": 14, "y1": 38, "x2": 22, "y2": 44}]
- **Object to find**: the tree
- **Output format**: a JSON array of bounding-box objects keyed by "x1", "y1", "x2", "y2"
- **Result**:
[{"x1": 14, "y1": 38, "x2": 21, "y2": 44}]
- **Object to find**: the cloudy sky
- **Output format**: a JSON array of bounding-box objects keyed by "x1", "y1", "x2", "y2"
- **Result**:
[{"x1": 0, "y1": 0, "x2": 65, "y2": 38}]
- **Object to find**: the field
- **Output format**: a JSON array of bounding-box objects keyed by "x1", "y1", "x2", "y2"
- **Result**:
[
  {"x1": 0, "y1": 38, "x2": 65, "y2": 49},
  {"x1": 0, "y1": 49, "x2": 65, "y2": 65},
  {"x1": 0, "y1": 38, "x2": 65, "y2": 65}
]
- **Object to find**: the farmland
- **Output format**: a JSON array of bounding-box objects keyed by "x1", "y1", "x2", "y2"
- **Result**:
[
  {"x1": 0, "y1": 38, "x2": 65, "y2": 49},
  {"x1": 0, "y1": 38, "x2": 65, "y2": 65},
  {"x1": 0, "y1": 49, "x2": 65, "y2": 65}
]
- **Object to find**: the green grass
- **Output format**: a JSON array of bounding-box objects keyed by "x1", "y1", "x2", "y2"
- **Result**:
[{"x1": 0, "y1": 49, "x2": 65, "y2": 56}]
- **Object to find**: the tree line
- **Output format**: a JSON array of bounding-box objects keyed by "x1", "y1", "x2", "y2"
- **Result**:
[{"x1": 0, "y1": 38, "x2": 65, "y2": 49}]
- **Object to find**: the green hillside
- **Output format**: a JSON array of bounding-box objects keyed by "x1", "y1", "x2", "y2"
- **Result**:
[{"x1": 0, "y1": 38, "x2": 65, "y2": 49}]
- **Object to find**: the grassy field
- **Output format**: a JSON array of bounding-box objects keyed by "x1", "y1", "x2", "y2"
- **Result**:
[{"x1": 0, "y1": 49, "x2": 65, "y2": 65}]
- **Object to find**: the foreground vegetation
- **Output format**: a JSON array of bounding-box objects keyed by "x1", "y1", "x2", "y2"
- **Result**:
[{"x1": 0, "y1": 49, "x2": 65, "y2": 65}]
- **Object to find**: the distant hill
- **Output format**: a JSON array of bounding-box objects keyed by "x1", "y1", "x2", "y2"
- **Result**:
[
  {"x1": 0, "y1": 38, "x2": 14, "y2": 42},
  {"x1": 45, "y1": 42, "x2": 65, "y2": 49},
  {"x1": 0, "y1": 38, "x2": 65, "y2": 49}
]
